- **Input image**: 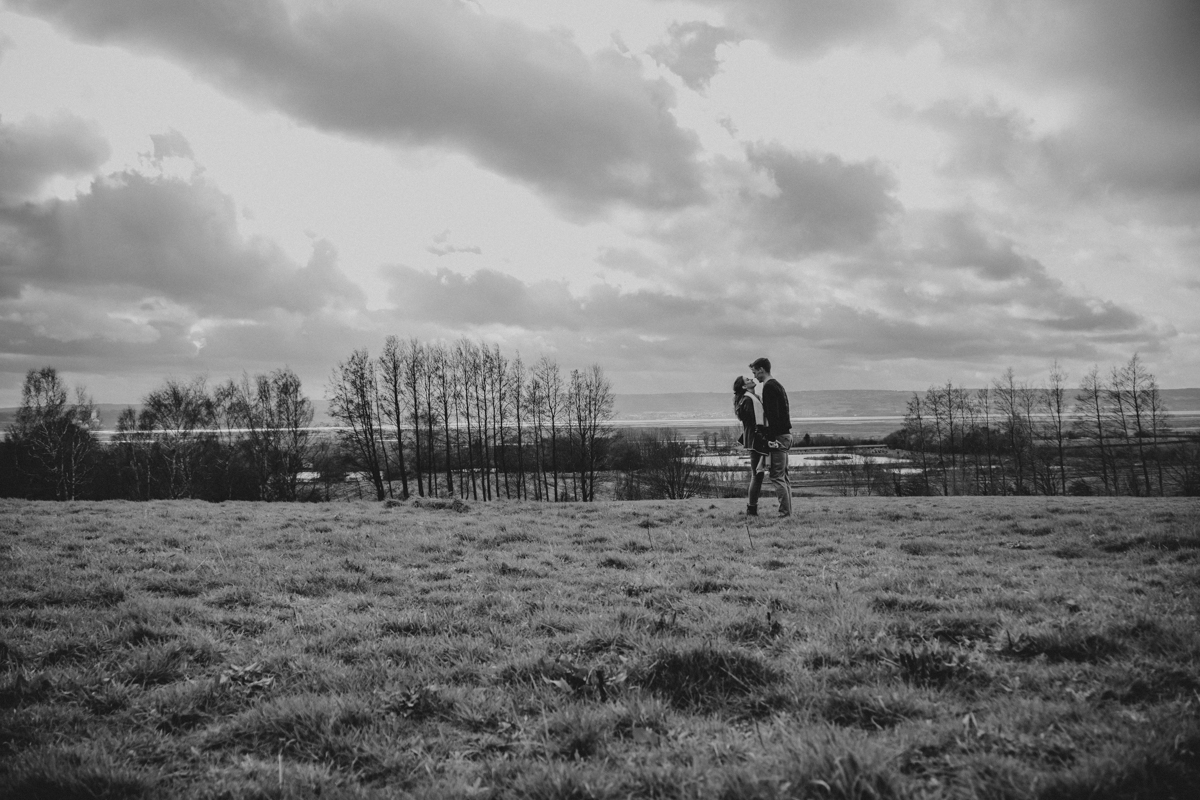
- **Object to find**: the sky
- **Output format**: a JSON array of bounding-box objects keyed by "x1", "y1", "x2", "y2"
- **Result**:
[{"x1": 1, "y1": 0, "x2": 1198, "y2": 408}]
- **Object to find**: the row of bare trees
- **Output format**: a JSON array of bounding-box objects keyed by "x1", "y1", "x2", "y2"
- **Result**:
[
  {"x1": 326, "y1": 337, "x2": 615, "y2": 502},
  {"x1": 892, "y1": 355, "x2": 1195, "y2": 495},
  {"x1": 2, "y1": 367, "x2": 316, "y2": 501},
  {"x1": 112, "y1": 370, "x2": 316, "y2": 501},
  {"x1": 2, "y1": 368, "x2": 99, "y2": 500}
]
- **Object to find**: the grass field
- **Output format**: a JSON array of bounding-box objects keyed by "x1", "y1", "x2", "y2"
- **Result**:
[{"x1": 1, "y1": 496, "x2": 1198, "y2": 799}]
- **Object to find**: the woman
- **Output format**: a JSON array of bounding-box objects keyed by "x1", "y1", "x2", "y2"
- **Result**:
[{"x1": 733, "y1": 376, "x2": 768, "y2": 516}]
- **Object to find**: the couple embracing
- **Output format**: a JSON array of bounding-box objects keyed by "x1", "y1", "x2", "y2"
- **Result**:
[{"x1": 733, "y1": 357, "x2": 792, "y2": 517}]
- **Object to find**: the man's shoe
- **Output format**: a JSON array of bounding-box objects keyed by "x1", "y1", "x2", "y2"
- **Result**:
[{"x1": 746, "y1": 506, "x2": 758, "y2": 516}]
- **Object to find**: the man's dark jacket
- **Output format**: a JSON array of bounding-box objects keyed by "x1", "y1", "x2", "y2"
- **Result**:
[{"x1": 760, "y1": 378, "x2": 792, "y2": 440}]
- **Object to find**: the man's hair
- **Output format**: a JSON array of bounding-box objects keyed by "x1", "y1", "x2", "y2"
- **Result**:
[{"x1": 749, "y1": 357, "x2": 771, "y2": 373}]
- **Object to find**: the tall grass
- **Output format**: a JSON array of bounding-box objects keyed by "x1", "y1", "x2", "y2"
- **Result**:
[{"x1": 1, "y1": 496, "x2": 1198, "y2": 799}]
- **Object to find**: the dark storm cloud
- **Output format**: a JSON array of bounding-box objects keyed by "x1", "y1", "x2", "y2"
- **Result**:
[
  {"x1": 647, "y1": 21, "x2": 741, "y2": 91},
  {"x1": 10, "y1": 0, "x2": 705, "y2": 214},
  {"x1": 0, "y1": 114, "x2": 110, "y2": 204},
  {"x1": 743, "y1": 144, "x2": 901, "y2": 256},
  {"x1": 0, "y1": 170, "x2": 363, "y2": 314}
]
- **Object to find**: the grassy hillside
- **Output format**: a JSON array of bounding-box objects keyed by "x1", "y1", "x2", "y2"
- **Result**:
[{"x1": 2, "y1": 497, "x2": 1198, "y2": 799}]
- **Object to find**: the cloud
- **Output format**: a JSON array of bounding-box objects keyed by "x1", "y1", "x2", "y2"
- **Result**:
[
  {"x1": 0, "y1": 159, "x2": 372, "y2": 402},
  {"x1": 0, "y1": 170, "x2": 362, "y2": 314},
  {"x1": 426, "y1": 229, "x2": 481, "y2": 257},
  {"x1": 380, "y1": 265, "x2": 731, "y2": 342},
  {"x1": 914, "y1": 210, "x2": 1045, "y2": 282},
  {"x1": 648, "y1": 21, "x2": 740, "y2": 91},
  {"x1": 0, "y1": 122, "x2": 372, "y2": 400},
  {"x1": 595, "y1": 246, "x2": 665, "y2": 276},
  {"x1": 939, "y1": 0, "x2": 1200, "y2": 204},
  {"x1": 650, "y1": 143, "x2": 902, "y2": 270},
  {"x1": 10, "y1": 0, "x2": 706, "y2": 215},
  {"x1": 905, "y1": 99, "x2": 1037, "y2": 181},
  {"x1": 674, "y1": 1, "x2": 1200, "y2": 208},
  {"x1": 427, "y1": 244, "x2": 482, "y2": 257},
  {"x1": 742, "y1": 144, "x2": 901, "y2": 256},
  {"x1": 379, "y1": 206, "x2": 1167, "y2": 385},
  {"x1": 383, "y1": 266, "x2": 580, "y2": 328},
  {"x1": 854, "y1": 210, "x2": 1166, "y2": 356},
  {"x1": 653, "y1": 0, "x2": 909, "y2": 56},
  {"x1": 947, "y1": 0, "x2": 1200, "y2": 112},
  {"x1": 0, "y1": 113, "x2": 110, "y2": 204},
  {"x1": 147, "y1": 127, "x2": 194, "y2": 164}
]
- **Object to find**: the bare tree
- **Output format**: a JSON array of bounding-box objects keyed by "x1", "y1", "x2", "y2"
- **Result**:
[
  {"x1": 432, "y1": 343, "x2": 455, "y2": 497},
  {"x1": 925, "y1": 385, "x2": 950, "y2": 495},
  {"x1": 114, "y1": 406, "x2": 153, "y2": 500},
  {"x1": 378, "y1": 336, "x2": 411, "y2": 499},
  {"x1": 993, "y1": 369, "x2": 1027, "y2": 494},
  {"x1": 1106, "y1": 363, "x2": 1139, "y2": 495},
  {"x1": 220, "y1": 368, "x2": 314, "y2": 501},
  {"x1": 1120, "y1": 354, "x2": 1156, "y2": 496},
  {"x1": 1016, "y1": 379, "x2": 1044, "y2": 494},
  {"x1": 455, "y1": 339, "x2": 481, "y2": 500},
  {"x1": 141, "y1": 376, "x2": 215, "y2": 499},
  {"x1": 402, "y1": 338, "x2": 428, "y2": 497},
  {"x1": 902, "y1": 392, "x2": 933, "y2": 495},
  {"x1": 487, "y1": 344, "x2": 511, "y2": 499},
  {"x1": 419, "y1": 343, "x2": 439, "y2": 496},
  {"x1": 327, "y1": 349, "x2": 386, "y2": 500},
  {"x1": 535, "y1": 357, "x2": 565, "y2": 501},
  {"x1": 526, "y1": 371, "x2": 547, "y2": 501},
  {"x1": 1074, "y1": 366, "x2": 1113, "y2": 495},
  {"x1": 8, "y1": 367, "x2": 99, "y2": 500},
  {"x1": 568, "y1": 364, "x2": 614, "y2": 501},
  {"x1": 1144, "y1": 376, "x2": 1170, "y2": 496},
  {"x1": 1045, "y1": 361, "x2": 1069, "y2": 495},
  {"x1": 510, "y1": 352, "x2": 529, "y2": 499}
]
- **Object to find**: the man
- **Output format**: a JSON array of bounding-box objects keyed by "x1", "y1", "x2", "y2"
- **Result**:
[
  {"x1": 733, "y1": 376, "x2": 768, "y2": 515},
  {"x1": 749, "y1": 357, "x2": 793, "y2": 517}
]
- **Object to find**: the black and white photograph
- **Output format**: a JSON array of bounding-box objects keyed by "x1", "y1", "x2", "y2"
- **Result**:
[{"x1": 1, "y1": 1, "x2": 1198, "y2": 797}]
